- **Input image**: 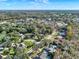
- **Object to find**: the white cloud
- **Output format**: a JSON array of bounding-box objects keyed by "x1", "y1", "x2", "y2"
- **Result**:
[{"x1": 35, "y1": 0, "x2": 49, "y2": 4}]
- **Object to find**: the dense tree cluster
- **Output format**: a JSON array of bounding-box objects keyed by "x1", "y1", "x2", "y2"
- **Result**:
[{"x1": 0, "y1": 12, "x2": 79, "y2": 59}]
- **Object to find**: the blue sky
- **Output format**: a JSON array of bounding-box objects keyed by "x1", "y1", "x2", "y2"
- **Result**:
[{"x1": 0, "y1": 0, "x2": 79, "y2": 10}]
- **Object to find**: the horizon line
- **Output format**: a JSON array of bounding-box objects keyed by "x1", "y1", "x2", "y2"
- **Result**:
[{"x1": 0, "y1": 9, "x2": 79, "y2": 10}]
